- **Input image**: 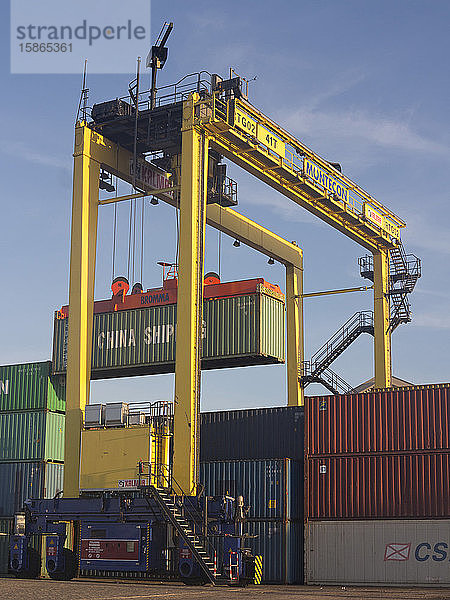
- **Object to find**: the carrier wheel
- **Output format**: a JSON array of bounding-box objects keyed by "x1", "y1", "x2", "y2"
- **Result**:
[
  {"x1": 14, "y1": 548, "x2": 40, "y2": 579},
  {"x1": 48, "y1": 549, "x2": 77, "y2": 581}
]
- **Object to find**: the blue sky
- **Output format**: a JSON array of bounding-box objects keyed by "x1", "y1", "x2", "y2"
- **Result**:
[{"x1": 1, "y1": 1, "x2": 449, "y2": 410}]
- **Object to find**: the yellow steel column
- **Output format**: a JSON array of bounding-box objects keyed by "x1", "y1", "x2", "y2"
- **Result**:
[
  {"x1": 173, "y1": 94, "x2": 208, "y2": 495},
  {"x1": 286, "y1": 258, "x2": 304, "y2": 406},
  {"x1": 373, "y1": 249, "x2": 392, "y2": 388},
  {"x1": 63, "y1": 124, "x2": 99, "y2": 497}
]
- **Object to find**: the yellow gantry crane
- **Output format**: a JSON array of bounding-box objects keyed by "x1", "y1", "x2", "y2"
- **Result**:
[{"x1": 64, "y1": 71, "x2": 413, "y2": 497}]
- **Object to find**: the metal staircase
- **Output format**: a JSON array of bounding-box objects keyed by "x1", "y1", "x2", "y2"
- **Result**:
[
  {"x1": 300, "y1": 311, "x2": 374, "y2": 394},
  {"x1": 303, "y1": 365, "x2": 354, "y2": 395},
  {"x1": 301, "y1": 243, "x2": 421, "y2": 395},
  {"x1": 148, "y1": 485, "x2": 220, "y2": 585},
  {"x1": 359, "y1": 242, "x2": 421, "y2": 331}
]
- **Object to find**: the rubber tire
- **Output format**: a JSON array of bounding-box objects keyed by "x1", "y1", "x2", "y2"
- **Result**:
[
  {"x1": 14, "y1": 548, "x2": 40, "y2": 579},
  {"x1": 48, "y1": 549, "x2": 77, "y2": 581}
]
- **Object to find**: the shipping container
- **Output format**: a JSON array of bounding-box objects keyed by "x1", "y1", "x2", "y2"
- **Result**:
[
  {"x1": 0, "y1": 412, "x2": 65, "y2": 462},
  {"x1": 0, "y1": 518, "x2": 12, "y2": 574},
  {"x1": 212, "y1": 520, "x2": 302, "y2": 584},
  {"x1": 53, "y1": 290, "x2": 285, "y2": 378},
  {"x1": 249, "y1": 520, "x2": 303, "y2": 584},
  {"x1": 201, "y1": 406, "x2": 304, "y2": 461},
  {"x1": 306, "y1": 452, "x2": 450, "y2": 519},
  {"x1": 306, "y1": 385, "x2": 450, "y2": 456},
  {"x1": 306, "y1": 519, "x2": 450, "y2": 585},
  {"x1": 200, "y1": 459, "x2": 303, "y2": 520},
  {"x1": 0, "y1": 462, "x2": 64, "y2": 517},
  {"x1": 0, "y1": 362, "x2": 65, "y2": 413}
]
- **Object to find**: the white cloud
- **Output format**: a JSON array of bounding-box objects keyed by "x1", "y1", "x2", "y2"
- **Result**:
[
  {"x1": 413, "y1": 312, "x2": 450, "y2": 329},
  {"x1": 0, "y1": 140, "x2": 71, "y2": 171},
  {"x1": 285, "y1": 107, "x2": 450, "y2": 158}
]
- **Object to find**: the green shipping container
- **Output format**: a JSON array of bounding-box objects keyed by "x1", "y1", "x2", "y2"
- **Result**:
[
  {"x1": 0, "y1": 362, "x2": 65, "y2": 413},
  {"x1": 0, "y1": 412, "x2": 65, "y2": 462},
  {"x1": 52, "y1": 291, "x2": 285, "y2": 379}
]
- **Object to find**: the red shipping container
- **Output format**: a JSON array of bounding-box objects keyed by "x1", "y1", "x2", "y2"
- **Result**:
[
  {"x1": 305, "y1": 452, "x2": 450, "y2": 519},
  {"x1": 306, "y1": 385, "x2": 450, "y2": 456}
]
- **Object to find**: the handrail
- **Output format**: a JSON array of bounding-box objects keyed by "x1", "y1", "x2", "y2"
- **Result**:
[
  {"x1": 149, "y1": 464, "x2": 220, "y2": 572},
  {"x1": 309, "y1": 311, "x2": 374, "y2": 371}
]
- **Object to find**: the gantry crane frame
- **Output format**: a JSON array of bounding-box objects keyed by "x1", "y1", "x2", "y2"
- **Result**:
[
  {"x1": 64, "y1": 112, "x2": 303, "y2": 497},
  {"x1": 65, "y1": 77, "x2": 408, "y2": 496}
]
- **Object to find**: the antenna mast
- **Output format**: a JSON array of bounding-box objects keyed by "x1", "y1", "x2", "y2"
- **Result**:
[{"x1": 147, "y1": 22, "x2": 174, "y2": 109}]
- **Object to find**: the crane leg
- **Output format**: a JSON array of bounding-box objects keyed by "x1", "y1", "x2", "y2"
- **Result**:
[
  {"x1": 373, "y1": 249, "x2": 391, "y2": 388},
  {"x1": 286, "y1": 262, "x2": 304, "y2": 406},
  {"x1": 173, "y1": 94, "x2": 209, "y2": 495},
  {"x1": 64, "y1": 125, "x2": 99, "y2": 497}
]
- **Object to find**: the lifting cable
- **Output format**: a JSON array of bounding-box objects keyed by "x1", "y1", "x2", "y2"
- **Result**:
[
  {"x1": 128, "y1": 57, "x2": 141, "y2": 285},
  {"x1": 111, "y1": 175, "x2": 118, "y2": 281},
  {"x1": 111, "y1": 145, "x2": 119, "y2": 282},
  {"x1": 217, "y1": 205, "x2": 222, "y2": 279},
  {"x1": 140, "y1": 194, "x2": 145, "y2": 284}
]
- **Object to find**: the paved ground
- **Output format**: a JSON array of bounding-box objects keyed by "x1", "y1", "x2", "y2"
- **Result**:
[{"x1": 0, "y1": 579, "x2": 449, "y2": 600}]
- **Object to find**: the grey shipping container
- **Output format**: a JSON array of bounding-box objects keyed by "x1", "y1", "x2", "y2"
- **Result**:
[
  {"x1": 0, "y1": 411, "x2": 65, "y2": 462},
  {"x1": 0, "y1": 519, "x2": 12, "y2": 574},
  {"x1": 0, "y1": 462, "x2": 64, "y2": 517},
  {"x1": 52, "y1": 292, "x2": 285, "y2": 378},
  {"x1": 201, "y1": 406, "x2": 304, "y2": 461},
  {"x1": 0, "y1": 361, "x2": 65, "y2": 413},
  {"x1": 306, "y1": 520, "x2": 450, "y2": 586},
  {"x1": 200, "y1": 459, "x2": 303, "y2": 520}
]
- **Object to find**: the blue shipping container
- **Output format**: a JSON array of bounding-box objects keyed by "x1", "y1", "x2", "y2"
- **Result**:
[
  {"x1": 200, "y1": 459, "x2": 303, "y2": 520},
  {"x1": 210, "y1": 520, "x2": 303, "y2": 584},
  {"x1": 201, "y1": 406, "x2": 304, "y2": 461},
  {"x1": 0, "y1": 461, "x2": 64, "y2": 517}
]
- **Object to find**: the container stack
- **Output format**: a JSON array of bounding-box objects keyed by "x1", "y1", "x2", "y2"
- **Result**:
[
  {"x1": 304, "y1": 385, "x2": 450, "y2": 586},
  {"x1": 200, "y1": 406, "x2": 304, "y2": 583},
  {"x1": 0, "y1": 361, "x2": 65, "y2": 574}
]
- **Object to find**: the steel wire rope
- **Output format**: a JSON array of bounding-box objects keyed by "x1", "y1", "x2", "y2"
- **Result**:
[
  {"x1": 140, "y1": 193, "x2": 145, "y2": 285},
  {"x1": 111, "y1": 149, "x2": 119, "y2": 283}
]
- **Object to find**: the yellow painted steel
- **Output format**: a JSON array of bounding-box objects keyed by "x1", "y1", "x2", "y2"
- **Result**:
[
  {"x1": 302, "y1": 285, "x2": 373, "y2": 298},
  {"x1": 286, "y1": 263, "x2": 304, "y2": 407},
  {"x1": 64, "y1": 124, "x2": 100, "y2": 498},
  {"x1": 64, "y1": 122, "x2": 305, "y2": 496},
  {"x1": 373, "y1": 250, "x2": 392, "y2": 388},
  {"x1": 206, "y1": 204, "x2": 302, "y2": 269},
  {"x1": 173, "y1": 93, "x2": 209, "y2": 495},
  {"x1": 80, "y1": 426, "x2": 151, "y2": 489},
  {"x1": 199, "y1": 93, "x2": 397, "y2": 388},
  {"x1": 153, "y1": 423, "x2": 171, "y2": 488}
]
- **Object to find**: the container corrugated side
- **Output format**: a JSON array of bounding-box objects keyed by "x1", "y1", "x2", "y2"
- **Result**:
[
  {"x1": 0, "y1": 362, "x2": 65, "y2": 412},
  {"x1": 306, "y1": 519, "x2": 450, "y2": 585},
  {"x1": 200, "y1": 459, "x2": 303, "y2": 520},
  {"x1": 306, "y1": 452, "x2": 450, "y2": 519},
  {"x1": 52, "y1": 292, "x2": 285, "y2": 378},
  {"x1": 0, "y1": 462, "x2": 64, "y2": 517},
  {"x1": 306, "y1": 386, "x2": 450, "y2": 455},
  {"x1": 210, "y1": 520, "x2": 302, "y2": 584},
  {"x1": 201, "y1": 406, "x2": 304, "y2": 461},
  {"x1": 0, "y1": 518, "x2": 12, "y2": 574},
  {"x1": 247, "y1": 520, "x2": 302, "y2": 584},
  {"x1": 0, "y1": 412, "x2": 65, "y2": 462}
]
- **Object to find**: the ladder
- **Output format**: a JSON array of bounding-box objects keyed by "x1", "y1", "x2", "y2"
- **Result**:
[
  {"x1": 359, "y1": 242, "x2": 421, "y2": 332},
  {"x1": 148, "y1": 485, "x2": 222, "y2": 585}
]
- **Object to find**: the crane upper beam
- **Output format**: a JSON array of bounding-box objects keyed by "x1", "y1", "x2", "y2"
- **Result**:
[{"x1": 197, "y1": 95, "x2": 404, "y2": 254}]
